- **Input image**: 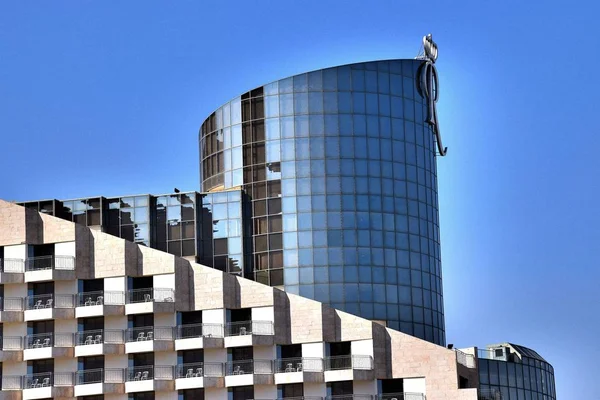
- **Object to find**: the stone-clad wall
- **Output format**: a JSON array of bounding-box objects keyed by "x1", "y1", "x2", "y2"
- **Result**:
[{"x1": 0, "y1": 199, "x2": 478, "y2": 399}]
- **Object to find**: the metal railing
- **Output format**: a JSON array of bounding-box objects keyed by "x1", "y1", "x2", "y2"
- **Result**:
[
  {"x1": 55, "y1": 294, "x2": 76, "y2": 308},
  {"x1": 75, "y1": 368, "x2": 126, "y2": 385},
  {"x1": 25, "y1": 294, "x2": 53, "y2": 310},
  {"x1": 77, "y1": 291, "x2": 104, "y2": 306},
  {"x1": 75, "y1": 329, "x2": 125, "y2": 345},
  {"x1": 275, "y1": 357, "x2": 324, "y2": 373},
  {"x1": 225, "y1": 320, "x2": 274, "y2": 336},
  {"x1": 2, "y1": 375, "x2": 23, "y2": 390},
  {"x1": 25, "y1": 255, "x2": 75, "y2": 271},
  {"x1": 324, "y1": 355, "x2": 374, "y2": 371},
  {"x1": 2, "y1": 336, "x2": 24, "y2": 350},
  {"x1": 177, "y1": 323, "x2": 224, "y2": 339},
  {"x1": 76, "y1": 291, "x2": 125, "y2": 306},
  {"x1": 126, "y1": 365, "x2": 174, "y2": 381},
  {"x1": 379, "y1": 393, "x2": 426, "y2": 400},
  {"x1": 0, "y1": 296, "x2": 24, "y2": 311},
  {"x1": 0, "y1": 258, "x2": 25, "y2": 273},
  {"x1": 25, "y1": 332, "x2": 53, "y2": 349},
  {"x1": 24, "y1": 294, "x2": 75, "y2": 309},
  {"x1": 54, "y1": 332, "x2": 75, "y2": 347},
  {"x1": 23, "y1": 372, "x2": 74, "y2": 388},
  {"x1": 125, "y1": 326, "x2": 174, "y2": 342},
  {"x1": 455, "y1": 349, "x2": 476, "y2": 368},
  {"x1": 126, "y1": 288, "x2": 175, "y2": 304},
  {"x1": 477, "y1": 349, "x2": 505, "y2": 360},
  {"x1": 325, "y1": 396, "x2": 374, "y2": 400},
  {"x1": 225, "y1": 359, "x2": 273, "y2": 376},
  {"x1": 176, "y1": 362, "x2": 224, "y2": 378}
]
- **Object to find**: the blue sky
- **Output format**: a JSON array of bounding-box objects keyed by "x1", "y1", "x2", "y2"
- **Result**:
[{"x1": 1, "y1": 1, "x2": 598, "y2": 397}]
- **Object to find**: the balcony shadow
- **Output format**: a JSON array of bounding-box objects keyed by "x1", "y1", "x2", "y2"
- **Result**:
[
  {"x1": 24, "y1": 207, "x2": 43, "y2": 244},
  {"x1": 321, "y1": 303, "x2": 342, "y2": 343},
  {"x1": 74, "y1": 224, "x2": 94, "y2": 279}
]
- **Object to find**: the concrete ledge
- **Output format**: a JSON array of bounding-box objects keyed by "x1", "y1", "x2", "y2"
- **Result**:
[
  {"x1": 0, "y1": 350, "x2": 23, "y2": 362},
  {"x1": 0, "y1": 272, "x2": 24, "y2": 284},
  {"x1": 0, "y1": 311, "x2": 24, "y2": 323},
  {"x1": 0, "y1": 391, "x2": 22, "y2": 400}
]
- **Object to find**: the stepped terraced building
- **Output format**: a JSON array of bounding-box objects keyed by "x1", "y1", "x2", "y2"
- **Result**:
[{"x1": 3, "y1": 36, "x2": 556, "y2": 400}]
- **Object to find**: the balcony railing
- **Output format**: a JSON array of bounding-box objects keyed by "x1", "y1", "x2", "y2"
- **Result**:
[
  {"x1": 126, "y1": 365, "x2": 174, "y2": 382},
  {"x1": 77, "y1": 290, "x2": 126, "y2": 306},
  {"x1": 75, "y1": 329, "x2": 125, "y2": 345},
  {"x1": 55, "y1": 332, "x2": 75, "y2": 347},
  {"x1": 0, "y1": 258, "x2": 25, "y2": 273},
  {"x1": 176, "y1": 362, "x2": 224, "y2": 378},
  {"x1": 75, "y1": 368, "x2": 126, "y2": 385},
  {"x1": 25, "y1": 255, "x2": 75, "y2": 271},
  {"x1": 127, "y1": 288, "x2": 175, "y2": 304},
  {"x1": 177, "y1": 323, "x2": 224, "y2": 339},
  {"x1": 25, "y1": 332, "x2": 53, "y2": 349},
  {"x1": 25, "y1": 294, "x2": 75, "y2": 309},
  {"x1": 225, "y1": 320, "x2": 274, "y2": 336},
  {"x1": 125, "y1": 326, "x2": 175, "y2": 342},
  {"x1": 2, "y1": 336, "x2": 24, "y2": 350},
  {"x1": 23, "y1": 372, "x2": 74, "y2": 388},
  {"x1": 455, "y1": 349, "x2": 476, "y2": 368},
  {"x1": 77, "y1": 291, "x2": 103, "y2": 306},
  {"x1": 25, "y1": 294, "x2": 53, "y2": 310},
  {"x1": 24, "y1": 332, "x2": 73, "y2": 348},
  {"x1": 225, "y1": 359, "x2": 273, "y2": 376},
  {"x1": 325, "y1": 396, "x2": 374, "y2": 400},
  {"x1": 324, "y1": 355, "x2": 373, "y2": 371},
  {"x1": 0, "y1": 296, "x2": 24, "y2": 311},
  {"x1": 275, "y1": 357, "x2": 324, "y2": 373},
  {"x1": 477, "y1": 349, "x2": 507, "y2": 361},
  {"x1": 379, "y1": 393, "x2": 426, "y2": 400},
  {"x1": 2, "y1": 375, "x2": 23, "y2": 390}
]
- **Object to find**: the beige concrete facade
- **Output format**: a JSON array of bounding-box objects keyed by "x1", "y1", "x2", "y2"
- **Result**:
[{"x1": 0, "y1": 199, "x2": 478, "y2": 399}]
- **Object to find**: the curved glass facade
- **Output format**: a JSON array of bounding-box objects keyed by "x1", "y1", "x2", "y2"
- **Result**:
[
  {"x1": 200, "y1": 59, "x2": 445, "y2": 345},
  {"x1": 478, "y1": 354, "x2": 556, "y2": 400}
]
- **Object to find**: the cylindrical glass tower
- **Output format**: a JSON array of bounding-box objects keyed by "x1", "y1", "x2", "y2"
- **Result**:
[{"x1": 200, "y1": 59, "x2": 445, "y2": 345}]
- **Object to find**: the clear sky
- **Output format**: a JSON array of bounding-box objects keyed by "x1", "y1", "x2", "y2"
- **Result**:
[{"x1": 1, "y1": 1, "x2": 597, "y2": 397}]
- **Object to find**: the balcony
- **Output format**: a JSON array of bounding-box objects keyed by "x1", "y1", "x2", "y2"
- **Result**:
[
  {"x1": 125, "y1": 326, "x2": 175, "y2": 353},
  {"x1": 0, "y1": 297, "x2": 24, "y2": 322},
  {"x1": 174, "y1": 362, "x2": 225, "y2": 390},
  {"x1": 1, "y1": 375, "x2": 25, "y2": 400},
  {"x1": 125, "y1": 365, "x2": 175, "y2": 393},
  {"x1": 0, "y1": 336, "x2": 23, "y2": 362},
  {"x1": 274, "y1": 357, "x2": 325, "y2": 384},
  {"x1": 74, "y1": 368, "x2": 126, "y2": 397},
  {"x1": 75, "y1": 291, "x2": 126, "y2": 318},
  {"x1": 23, "y1": 332, "x2": 74, "y2": 360},
  {"x1": 455, "y1": 349, "x2": 476, "y2": 368},
  {"x1": 74, "y1": 329, "x2": 125, "y2": 357},
  {"x1": 21, "y1": 372, "x2": 74, "y2": 400},
  {"x1": 24, "y1": 255, "x2": 75, "y2": 282},
  {"x1": 224, "y1": 320, "x2": 274, "y2": 348},
  {"x1": 225, "y1": 359, "x2": 274, "y2": 387},
  {"x1": 125, "y1": 288, "x2": 175, "y2": 314},
  {"x1": 175, "y1": 323, "x2": 224, "y2": 350},
  {"x1": 379, "y1": 393, "x2": 426, "y2": 400},
  {"x1": 24, "y1": 294, "x2": 75, "y2": 321},
  {"x1": 324, "y1": 355, "x2": 374, "y2": 382},
  {"x1": 0, "y1": 258, "x2": 25, "y2": 283}
]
